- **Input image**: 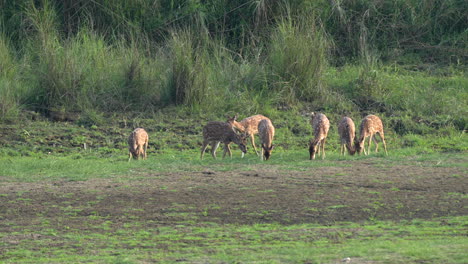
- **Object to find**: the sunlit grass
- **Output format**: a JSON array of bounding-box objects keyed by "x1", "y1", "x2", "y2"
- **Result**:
[
  {"x1": 0, "y1": 149, "x2": 466, "y2": 182},
  {"x1": 2, "y1": 216, "x2": 466, "y2": 263},
  {"x1": 1, "y1": 150, "x2": 466, "y2": 263}
]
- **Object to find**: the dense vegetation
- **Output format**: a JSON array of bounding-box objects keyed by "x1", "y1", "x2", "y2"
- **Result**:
[{"x1": 0, "y1": 0, "x2": 466, "y2": 135}]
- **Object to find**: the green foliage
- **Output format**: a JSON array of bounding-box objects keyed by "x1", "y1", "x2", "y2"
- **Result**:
[
  {"x1": 168, "y1": 28, "x2": 211, "y2": 107},
  {"x1": 267, "y1": 13, "x2": 328, "y2": 104},
  {"x1": 0, "y1": 34, "x2": 21, "y2": 122},
  {"x1": 0, "y1": 0, "x2": 465, "y2": 136},
  {"x1": 1, "y1": 0, "x2": 466, "y2": 62},
  {"x1": 323, "y1": 0, "x2": 467, "y2": 63}
]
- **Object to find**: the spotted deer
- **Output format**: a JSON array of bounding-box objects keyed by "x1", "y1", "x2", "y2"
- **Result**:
[
  {"x1": 338, "y1": 116, "x2": 356, "y2": 156},
  {"x1": 128, "y1": 128, "x2": 149, "y2": 161},
  {"x1": 355, "y1": 114, "x2": 388, "y2": 155},
  {"x1": 201, "y1": 121, "x2": 247, "y2": 159},
  {"x1": 258, "y1": 119, "x2": 275, "y2": 161},
  {"x1": 227, "y1": 114, "x2": 271, "y2": 156},
  {"x1": 309, "y1": 113, "x2": 330, "y2": 160}
]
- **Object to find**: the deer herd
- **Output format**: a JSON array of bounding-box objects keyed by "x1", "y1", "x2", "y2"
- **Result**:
[{"x1": 128, "y1": 113, "x2": 388, "y2": 161}]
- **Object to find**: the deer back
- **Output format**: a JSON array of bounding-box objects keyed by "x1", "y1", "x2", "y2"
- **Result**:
[
  {"x1": 128, "y1": 128, "x2": 148, "y2": 152},
  {"x1": 203, "y1": 121, "x2": 241, "y2": 143},
  {"x1": 359, "y1": 115, "x2": 384, "y2": 139},
  {"x1": 311, "y1": 113, "x2": 330, "y2": 142},
  {"x1": 338, "y1": 117, "x2": 356, "y2": 144},
  {"x1": 228, "y1": 114, "x2": 270, "y2": 135},
  {"x1": 258, "y1": 119, "x2": 275, "y2": 147}
]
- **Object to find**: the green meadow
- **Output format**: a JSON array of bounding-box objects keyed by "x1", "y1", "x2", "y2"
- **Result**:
[
  {"x1": 1, "y1": 0, "x2": 467, "y2": 263},
  {"x1": 0, "y1": 151, "x2": 467, "y2": 263}
]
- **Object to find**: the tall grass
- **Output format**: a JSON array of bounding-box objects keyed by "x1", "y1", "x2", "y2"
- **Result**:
[
  {"x1": 15, "y1": 1, "x2": 171, "y2": 118},
  {"x1": 325, "y1": 0, "x2": 467, "y2": 63},
  {"x1": 267, "y1": 13, "x2": 328, "y2": 105},
  {"x1": 2, "y1": 0, "x2": 465, "y2": 62},
  {"x1": 0, "y1": 0, "x2": 465, "y2": 134},
  {"x1": 168, "y1": 29, "x2": 210, "y2": 107},
  {"x1": 0, "y1": 34, "x2": 21, "y2": 121}
]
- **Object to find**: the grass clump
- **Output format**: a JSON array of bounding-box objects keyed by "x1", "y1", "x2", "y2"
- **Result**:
[
  {"x1": 168, "y1": 28, "x2": 211, "y2": 108},
  {"x1": 267, "y1": 13, "x2": 328, "y2": 106},
  {"x1": 0, "y1": 34, "x2": 22, "y2": 122}
]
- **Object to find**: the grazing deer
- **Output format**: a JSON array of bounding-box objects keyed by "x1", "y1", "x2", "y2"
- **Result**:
[
  {"x1": 201, "y1": 121, "x2": 247, "y2": 159},
  {"x1": 227, "y1": 114, "x2": 270, "y2": 156},
  {"x1": 338, "y1": 116, "x2": 356, "y2": 156},
  {"x1": 355, "y1": 114, "x2": 388, "y2": 155},
  {"x1": 258, "y1": 119, "x2": 275, "y2": 161},
  {"x1": 309, "y1": 113, "x2": 330, "y2": 160},
  {"x1": 128, "y1": 128, "x2": 149, "y2": 161}
]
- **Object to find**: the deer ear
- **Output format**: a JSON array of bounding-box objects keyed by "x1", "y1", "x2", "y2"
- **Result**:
[
  {"x1": 270, "y1": 144, "x2": 275, "y2": 151},
  {"x1": 234, "y1": 114, "x2": 239, "y2": 121}
]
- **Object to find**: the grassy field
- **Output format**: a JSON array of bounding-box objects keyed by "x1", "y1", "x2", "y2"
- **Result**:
[
  {"x1": 0, "y1": 148, "x2": 467, "y2": 263},
  {"x1": 1, "y1": 1, "x2": 467, "y2": 263}
]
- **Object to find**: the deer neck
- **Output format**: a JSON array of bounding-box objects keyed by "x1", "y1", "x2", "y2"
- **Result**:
[{"x1": 232, "y1": 121, "x2": 246, "y2": 133}]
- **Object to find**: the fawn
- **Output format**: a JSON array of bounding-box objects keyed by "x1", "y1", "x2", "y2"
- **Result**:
[
  {"x1": 338, "y1": 117, "x2": 356, "y2": 156},
  {"x1": 258, "y1": 119, "x2": 275, "y2": 161},
  {"x1": 201, "y1": 121, "x2": 247, "y2": 159},
  {"x1": 355, "y1": 114, "x2": 388, "y2": 155},
  {"x1": 227, "y1": 114, "x2": 270, "y2": 156},
  {"x1": 309, "y1": 113, "x2": 330, "y2": 160},
  {"x1": 128, "y1": 128, "x2": 149, "y2": 161}
]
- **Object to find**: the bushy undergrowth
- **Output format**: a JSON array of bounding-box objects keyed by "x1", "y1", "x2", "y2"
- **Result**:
[{"x1": 0, "y1": 0, "x2": 466, "y2": 136}]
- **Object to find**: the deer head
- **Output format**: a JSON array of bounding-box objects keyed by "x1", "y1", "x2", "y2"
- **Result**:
[
  {"x1": 262, "y1": 144, "x2": 274, "y2": 160},
  {"x1": 236, "y1": 132, "x2": 248, "y2": 154},
  {"x1": 354, "y1": 138, "x2": 363, "y2": 154},
  {"x1": 309, "y1": 140, "x2": 318, "y2": 160}
]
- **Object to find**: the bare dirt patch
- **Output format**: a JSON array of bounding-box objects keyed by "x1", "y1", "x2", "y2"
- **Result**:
[{"x1": 1, "y1": 160, "x2": 466, "y2": 233}]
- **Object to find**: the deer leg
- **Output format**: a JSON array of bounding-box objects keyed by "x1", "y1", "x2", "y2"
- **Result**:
[
  {"x1": 136, "y1": 146, "x2": 141, "y2": 160},
  {"x1": 222, "y1": 144, "x2": 227, "y2": 158},
  {"x1": 223, "y1": 143, "x2": 232, "y2": 159},
  {"x1": 316, "y1": 141, "x2": 321, "y2": 158},
  {"x1": 318, "y1": 140, "x2": 322, "y2": 158},
  {"x1": 367, "y1": 135, "x2": 373, "y2": 155},
  {"x1": 362, "y1": 137, "x2": 368, "y2": 155},
  {"x1": 128, "y1": 151, "x2": 132, "y2": 162},
  {"x1": 144, "y1": 141, "x2": 148, "y2": 159},
  {"x1": 200, "y1": 141, "x2": 209, "y2": 159},
  {"x1": 318, "y1": 140, "x2": 323, "y2": 159},
  {"x1": 380, "y1": 133, "x2": 388, "y2": 155},
  {"x1": 260, "y1": 144, "x2": 264, "y2": 161},
  {"x1": 373, "y1": 136, "x2": 379, "y2": 152},
  {"x1": 227, "y1": 143, "x2": 232, "y2": 158},
  {"x1": 322, "y1": 138, "x2": 326, "y2": 159},
  {"x1": 211, "y1": 141, "x2": 220, "y2": 159},
  {"x1": 250, "y1": 134, "x2": 260, "y2": 156}
]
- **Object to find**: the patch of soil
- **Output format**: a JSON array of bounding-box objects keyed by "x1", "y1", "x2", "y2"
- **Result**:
[
  {"x1": 0, "y1": 161, "x2": 466, "y2": 234},
  {"x1": 0, "y1": 162, "x2": 468, "y2": 236}
]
